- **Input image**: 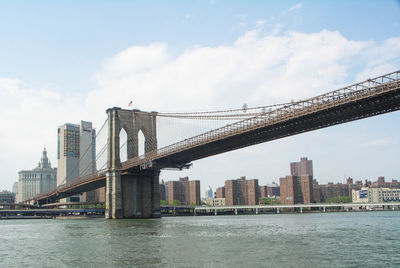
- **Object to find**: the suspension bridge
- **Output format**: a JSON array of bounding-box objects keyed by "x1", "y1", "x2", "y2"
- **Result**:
[{"x1": 28, "y1": 70, "x2": 400, "y2": 218}]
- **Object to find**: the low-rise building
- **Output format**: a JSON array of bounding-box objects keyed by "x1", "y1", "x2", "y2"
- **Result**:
[
  {"x1": 313, "y1": 177, "x2": 361, "y2": 202},
  {"x1": 352, "y1": 188, "x2": 369, "y2": 203},
  {"x1": 352, "y1": 187, "x2": 400, "y2": 203},
  {"x1": 0, "y1": 191, "x2": 15, "y2": 203},
  {"x1": 212, "y1": 198, "x2": 225, "y2": 206},
  {"x1": 203, "y1": 198, "x2": 225, "y2": 207}
]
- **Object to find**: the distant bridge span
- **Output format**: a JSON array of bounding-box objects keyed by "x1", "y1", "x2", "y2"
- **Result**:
[{"x1": 30, "y1": 70, "x2": 400, "y2": 218}]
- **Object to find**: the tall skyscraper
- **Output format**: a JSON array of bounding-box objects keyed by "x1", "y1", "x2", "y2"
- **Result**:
[
  {"x1": 57, "y1": 121, "x2": 98, "y2": 202},
  {"x1": 205, "y1": 185, "x2": 213, "y2": 198},
  {"x1": 290, "y1": 157, "x2": 313, "y2": 176},
  {"x1": 18, "y1": 148, "x2": 57, "y2": 202}
]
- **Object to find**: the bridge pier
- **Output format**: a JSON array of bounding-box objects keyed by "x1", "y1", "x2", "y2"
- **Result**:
[{"x1": 105, "y1": 170, "x2": 160, "y2": 219}]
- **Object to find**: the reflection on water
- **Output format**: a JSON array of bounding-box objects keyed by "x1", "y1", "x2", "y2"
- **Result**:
[{"x1": 1, "y1": 211, "x2": 400, "y2": 267}]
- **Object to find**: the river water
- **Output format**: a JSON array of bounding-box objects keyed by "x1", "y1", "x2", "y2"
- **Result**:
[{"x1": 1, "y1": 211, "x2": 399, "y2": 267}]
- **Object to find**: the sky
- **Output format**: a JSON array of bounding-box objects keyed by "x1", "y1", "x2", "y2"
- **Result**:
[{"x1": 1, "y1": 0, "x2": 400, "y2": 195}]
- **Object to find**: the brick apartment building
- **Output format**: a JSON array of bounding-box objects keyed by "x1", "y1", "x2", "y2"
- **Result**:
[
  {"x1": 159, "y1": 183, "x2": 166, "y2": 201},
  {"x1": 313, "y1": 181, "x2": 349, "y2": 202},
  {"x1": 370, "y1": 176, "x2": 400, "y2": 188},
  {"x1": 259, "y1": 183, "x2": 280, "y2": 198},
  {"x1": 224, "y1": 176, "x2": 259, "y2": 205},
  {"x1": 290, "y1": 157, "x2": 313, "y2": 177},
  {"x1": 280, "y1": 175, "x2": 313, "y2": 204},
  {"x1": 280, "y1": 157, "x2": 313, "y2": 204},
  {"x1": 167, "y1": 177, "x2": 200, "y2": 205},
  {"x1": 313, "y1": 177, "x2": 365, "y2": 202},
  {"x1": 259, "y1": 185, "x2": 268, "y2": 198},
  {"x1": 216, "y1": 187, "x2": 225, "y2": 198}
]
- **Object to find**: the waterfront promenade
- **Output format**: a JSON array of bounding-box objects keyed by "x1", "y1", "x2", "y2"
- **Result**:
[
  {"x1": 167, "y1": 202, "x2": 400, "y2": 216},
  {"x1": 1, "y1": 202, "x2": 399, "y2": 219},
  {"x1": 195, "y1": 202, "x2": 400, "y2": 212}
]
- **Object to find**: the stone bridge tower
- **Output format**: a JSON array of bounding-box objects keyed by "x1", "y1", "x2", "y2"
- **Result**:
[{"x1": 105, "y1": 107, "x2": 160, "y2": 219}]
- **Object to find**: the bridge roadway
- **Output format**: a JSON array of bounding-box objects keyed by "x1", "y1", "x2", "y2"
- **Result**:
[{"x1": 32, "y1": 70, "x2": 400, "y2": 204}]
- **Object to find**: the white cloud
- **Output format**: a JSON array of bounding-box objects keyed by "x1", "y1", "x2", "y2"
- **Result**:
[
  {"x1": 236, "y1": 21, "x2": 247, "y2": 28},
  {"x1": 234, "y1": 14, "x2": 247, "y2": 20},
  {"x1": 100, "y1": 43, "x2": 170, "y2": 78},
  {"x1": 256, "y1": 19, "x2": 266, "y2": 28},
  {"x1": 184, "y1": 14, "x2": 194, "y2": 20},
  {"x1": 91, "y1": 28, "x2": 373, "y2": 116},
  {"x1": 288, "y1": 3, "x2": 303, "y2": 13},
  {"x1": 1, "y1": 26, "x2": 400, "y2": 190}
]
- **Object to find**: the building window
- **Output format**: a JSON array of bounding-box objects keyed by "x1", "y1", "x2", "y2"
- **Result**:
[{"x1": 64, "y1": 129, "x2": 80, "y2": 158}]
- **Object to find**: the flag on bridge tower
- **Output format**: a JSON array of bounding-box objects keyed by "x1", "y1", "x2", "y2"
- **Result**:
[{"x1": 128, "y1": 101, "x2": 133, "y2": 107}]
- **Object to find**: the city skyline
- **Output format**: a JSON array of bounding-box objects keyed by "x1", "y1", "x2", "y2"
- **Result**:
[{"x1": 1, "y1": 1, "x2": 400, "y2": 194}]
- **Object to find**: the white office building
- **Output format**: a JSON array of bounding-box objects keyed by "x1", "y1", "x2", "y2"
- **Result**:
[
  {"x1": 57, "y1": 121, "x2": 96, "y2": 202},
  {"x1": 18, "y1": 148, "x2": 57, "y2": 202},
  {"x1": 352, "y1": 187, "x2": 400, "y2": 203}
]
